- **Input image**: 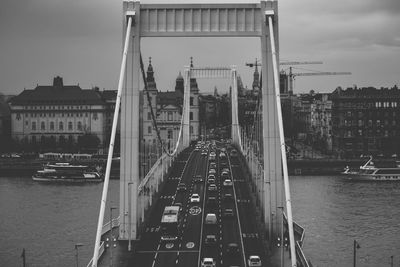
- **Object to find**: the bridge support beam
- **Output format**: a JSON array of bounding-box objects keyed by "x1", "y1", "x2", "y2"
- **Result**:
[
  {"x1": 182, "y1": 67, "x2": 191, "y2": 147},
  {"x1": 119, "y1": 1, "x2": 140, "y2": 241},
  {"x1": 231, "y1": 67, "x2": 241, "y2": 147},
  {"x1": 260, "y1": 0, "x2": 283, "y2": 244}
]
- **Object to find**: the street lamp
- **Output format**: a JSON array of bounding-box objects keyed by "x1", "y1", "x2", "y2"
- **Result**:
[
  {"x1": 277, "y1": 206, "x2": 284, "y2": 267},
  {"x1": 353, "y1": 240, "x2": 361, "y2": 267},
  {"x1": 128, "y1": 182, "x2": 134, "y2": 251},
  {"x1": 74, "y1": 243, "x2": 84, "y2": 267},
  {"x1": 109, "y1": 206, "x2": 117, "y2": 267}
]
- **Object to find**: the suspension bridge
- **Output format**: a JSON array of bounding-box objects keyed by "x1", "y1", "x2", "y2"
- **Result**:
[{"x1": 88, "y1": 1, "x2": 311, "y2": 266}]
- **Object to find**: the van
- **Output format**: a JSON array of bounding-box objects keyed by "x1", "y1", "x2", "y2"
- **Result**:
[{"x1": 205, "y1": 213, "x2": 217, "y2": 224}]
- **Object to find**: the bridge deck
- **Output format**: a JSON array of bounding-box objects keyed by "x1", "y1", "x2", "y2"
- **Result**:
[{"x1": 96, "y1": 144, "x2": 296, "y2": 267}]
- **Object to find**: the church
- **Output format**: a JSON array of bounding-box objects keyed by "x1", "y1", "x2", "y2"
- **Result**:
[{"x1": 141, "y1": 58, "x2": 200, "y2": 151}]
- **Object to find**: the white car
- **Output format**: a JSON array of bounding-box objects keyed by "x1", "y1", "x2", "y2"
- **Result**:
[
  {"x1": 223, "y1": 179, "x2": 233, "y2": 187},
  {"x1": 190, "y1": 193, "x2": 200, "y2": 203},
  {"x1": 201, "y1": 257, "x2": 216, "y2": 267},
  {"x1": 248, "y1": 255, "x2": 262, "y2": 267}
]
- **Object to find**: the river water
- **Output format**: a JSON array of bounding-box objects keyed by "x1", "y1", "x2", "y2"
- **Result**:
[{"x1": 1, "y1": 175, "x2": 400, "y2": 267}]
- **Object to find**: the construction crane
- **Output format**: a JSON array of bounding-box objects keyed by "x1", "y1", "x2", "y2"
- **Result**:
[
  {"x1": 245, "y1": 59, "x2": 323, "y2": 68},
  {"x1": 286, "y1": 66, "x2": 352, "y2": 94}
]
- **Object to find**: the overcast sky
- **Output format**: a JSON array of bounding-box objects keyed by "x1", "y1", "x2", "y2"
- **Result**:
[{"x1": 0, "y1": 0, "x2": 399, "y2": 95}]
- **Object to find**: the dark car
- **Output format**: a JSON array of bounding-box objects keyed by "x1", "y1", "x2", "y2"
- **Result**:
[
  {"x1": 226, "y1": 243, "x2": 240, "y2": 255},
  {"x1": 223, "y1": 208, "x2": 234, "y2": 218},
  {"x1": 207, "y1": 196, "x2": 217, "y2": 206},
  {"x1": 223, "y1": 192, "x2": 233, "y2": 201},
  {"x1": 193, "y1": 175, "x2": 203, "y2": 183},
  {"x1": 204, "y1": 234, "x2": 217, "y2": 246},
  {"x1": 177, "y1": 183, "x2": 187, "y2": 192}
]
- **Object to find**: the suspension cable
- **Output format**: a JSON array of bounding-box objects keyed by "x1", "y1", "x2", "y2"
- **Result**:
[
  {"x1": 92, "y1": 16, "x2": 133, "y2": 267},
  {"x1": 139, "y1": 54, "x2": 185, "y2": 157},
  {"x1": 268, "y1": 14, "x2": 297, "y2": 266}
]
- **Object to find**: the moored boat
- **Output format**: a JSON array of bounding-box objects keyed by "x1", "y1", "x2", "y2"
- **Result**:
[
  {"x1": 32, "y1": 162, "x2": 103, "y2": 182},
  {"x1": 343, "y1": 157, "x2": 400, "y2": 181}
]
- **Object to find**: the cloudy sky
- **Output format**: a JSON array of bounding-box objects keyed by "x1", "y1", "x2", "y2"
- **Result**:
[{"x1": 0, "y1": 0, "x2": 399, "y2": 95}]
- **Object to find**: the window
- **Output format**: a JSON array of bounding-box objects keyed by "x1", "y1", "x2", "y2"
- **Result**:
[
  {"x1": 167, "y1": 129, "x2": 173, "y2": 139},
  {"x1": 190, "y1": 112, "x2": 193, "y2": 120},
  {"x1": 16, "y1": 114, "x2": 21, "y2": 120},
  {"x1": 168, "y1": 112, "x2": 173, "y2": 121},
  {"x1": 41, "y1": 121, "x2": 45, "y2": 130},
  {"x1": 50, "y1": 122, "x2": 54, "y2": 130},
  {"x1": 68, "y1": 122, "x2": 73, "y2": 131},
  {"x1": 93, "y1": 113, "x2": 98, "y2": 120},
  {"x1": 32, "y1": 122, "x2": 36, "y2": 131},
  {"x1": 31, "y1": 136, "x2": 36, "y2": 144},
  {"x1": 148, "y1": 112, "x2": 151, "y2": 120},
  {"x1": 376, "y1": 120, "x2": 381, "y2": 126},
  {"x1": 358, "y1": 120, "x2": 363, "y2": 127},
  {"x1": 148, "y1": 126, "x2": 152, "y2": 134},
  {"x1": 25, "y1": 121, "x2": 28, "y2": 126},
  {"x1": 59, "y1": 122, "x2": 64, "y2": 131},
  {"x1": 190, "y1": 126, "x2": 193, "y2": 134},
  {"x1": 190, "y1": 97, "x2": 193, "y2": 106},
  {"x1": 358, "y1": 129, "x2": 362, "y2": 136},
  {"x1": 77, "y1": 121, "x2": 82, "y2": 131}
]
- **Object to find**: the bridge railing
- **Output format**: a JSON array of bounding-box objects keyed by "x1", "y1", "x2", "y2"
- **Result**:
[
  {"x1": 283, "y1": 211, "x2": 311, "y2": 267},
  {"x1": 87, "y1": 216, "x2": 120, "y2": 267},
  {"x1": 137, "y1": 150, "x2": 180, "y2": 228}
]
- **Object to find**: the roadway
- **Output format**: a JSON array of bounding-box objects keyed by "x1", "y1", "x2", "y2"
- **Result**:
[{"x1": 123, "y1": 141, "x2": 268, "y2": 267}]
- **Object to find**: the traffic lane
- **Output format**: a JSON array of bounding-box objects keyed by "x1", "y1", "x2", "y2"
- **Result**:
[
  {"x1": 179, "y1": 155, "x2": 207, "y2": 250},
  {"x1": 231, "y1": 162, "x2": 267, "y2": 266},
  {"x1": 200, "y1": 165, "x2": 222, "y2": 265},
  {"x1": 221, "y1": 219, "x2": 243, "y2": 267},
  {"x1": 136, "y1": 151, "x2": 193, "y2": 252},
  {"x1": 154, "y1": 251, "x2": 179, "y2": 267},
  {"x1": 128, "y1": 251, "x2": 155, "y2": 267},
  {"x1": 176, "y1": 251, "x2": 200, "y2": 267}
]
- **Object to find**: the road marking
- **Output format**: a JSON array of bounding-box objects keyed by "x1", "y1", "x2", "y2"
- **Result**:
[
  {"x1": 137, "y1": 250, "x2": 199, "y2": 253},
  {"x1": 186, "y1": 242, "x2": 195, "y2": 249},
  {"x1": 189, "y1": 206, "x2": 202, "y2": 215},
  {"x1": 227, "y1": 153, "x2": 247, "y2": 267},
  {"x1": 165, "y1": 243, "x2": 174, "y2": 249}
]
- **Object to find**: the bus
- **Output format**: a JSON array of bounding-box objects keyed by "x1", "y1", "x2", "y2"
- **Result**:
[{"x1": 160, "y1": 206, "x2": 180, "y2": 241}]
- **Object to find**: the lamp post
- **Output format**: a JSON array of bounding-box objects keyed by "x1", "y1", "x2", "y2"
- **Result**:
[
  {"x1": 390, "y1": 255, "x2": 393, "y2": 267},
  {"x1": 277, "y1": 206, "x2": 284, "y2": 267},
  {"x1": 128, "y1": 182, "x2": 134, "y2": 251},
  {"x1": 110, "y1": 206, "x2": 117, "y2": 267},
  {"x1": 353, "y1": 240, "x2": 360, "y2": 267},
  {"x1": 74, "y1": 243, "x2": 84, "y2": 267}
]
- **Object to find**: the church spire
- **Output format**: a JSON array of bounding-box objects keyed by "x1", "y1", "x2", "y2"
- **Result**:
[
  {"x1": 252, "y1": 58, "x2": 260, "y2": 91},
  {"x1": 190, "y1": 57, "x2": 199, "y2": 93},
  {"x1": 146, "y1": 57, "x2": 157, "y2": 91}
]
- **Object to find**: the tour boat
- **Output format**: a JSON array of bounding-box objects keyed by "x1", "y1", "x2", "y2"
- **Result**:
[
  {"x1": 343, "y1": 157, "x2": 400, "y2": 181},
  {"x1": 32, "y1": 162, "x2": 103, "y2": 182}
]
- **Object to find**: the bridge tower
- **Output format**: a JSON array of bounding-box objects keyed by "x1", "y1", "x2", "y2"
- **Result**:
[{"x1": 91, "y1": 1, "x2": 296, "y2": 265}]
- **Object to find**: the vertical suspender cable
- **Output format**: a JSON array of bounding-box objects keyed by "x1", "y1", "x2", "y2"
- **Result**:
[
  {"x1": 267, "y1": 15, "x2": 297, "y2": 266},
  {"x1": 91, "y1": 16, "x2": 133, "y2": 267}
]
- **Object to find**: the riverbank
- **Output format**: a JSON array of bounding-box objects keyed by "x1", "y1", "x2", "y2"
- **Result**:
[{"x1": 0, "y1": 156, "x2": 394, "y2": 177}]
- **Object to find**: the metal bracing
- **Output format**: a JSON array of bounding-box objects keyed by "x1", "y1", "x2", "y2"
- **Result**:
[{"x1": 139, "y1": 4, "x2": 262, "y2": 37}]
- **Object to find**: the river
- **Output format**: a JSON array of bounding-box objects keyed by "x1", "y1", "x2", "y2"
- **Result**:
[{"x1": 1, "y1": 175, "x2": 400, "y2": 266}]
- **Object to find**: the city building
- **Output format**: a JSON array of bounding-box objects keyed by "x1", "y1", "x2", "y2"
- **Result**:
[
  {"x1": 8, "y1": 76, "x2": 108, "y2": 151},
  {"x1": 0, "y1": 96, "x2": 11, "y2": 152},
  {"x1": 142, "y1": 58, "x2": 200, "y2": 150},
  {"x1": 331, "y1": 86, "x2": 400, "y2": 158}
]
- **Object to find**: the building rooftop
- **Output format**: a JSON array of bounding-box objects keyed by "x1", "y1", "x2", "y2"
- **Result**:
[{"x1": 9, "y1": 76, "x2": 105, "y2": 105}]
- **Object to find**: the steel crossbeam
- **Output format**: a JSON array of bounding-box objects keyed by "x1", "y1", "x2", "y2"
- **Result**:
[{"x1": 138, "y1": 4, "x2": 262, "y2": 37}]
